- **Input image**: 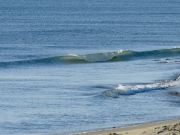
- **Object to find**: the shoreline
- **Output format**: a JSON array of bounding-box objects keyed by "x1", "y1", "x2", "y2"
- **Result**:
[{"x1": 74, "y1": 119, "x2": 180, "y2": 135}]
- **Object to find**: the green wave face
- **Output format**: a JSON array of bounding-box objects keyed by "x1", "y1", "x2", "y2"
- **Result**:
[
  {"x1": 60, "y1": 48, "x2": 180, "y2": 63},
  {"x1": 0, "y1": 48, "x2": 180, "y2": 67}
]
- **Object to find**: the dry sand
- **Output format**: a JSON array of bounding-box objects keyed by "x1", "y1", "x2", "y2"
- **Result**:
[{"x1": 75, "y1": 119, "x2": 180, "y2": 135}]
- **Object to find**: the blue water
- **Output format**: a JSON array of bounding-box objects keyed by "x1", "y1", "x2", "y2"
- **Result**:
[{"x1": 0, "y1": 0, "x2": 180, "y2": 134}]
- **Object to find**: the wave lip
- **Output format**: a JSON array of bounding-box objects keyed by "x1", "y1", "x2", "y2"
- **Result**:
[{"x1": 104, "y1": 75, "x2": 180, "y2": 97}]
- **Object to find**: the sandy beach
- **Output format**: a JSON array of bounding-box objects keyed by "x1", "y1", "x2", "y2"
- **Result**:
[{"x1": 76, "y1": 119, "x2": 180, "y2": 135}]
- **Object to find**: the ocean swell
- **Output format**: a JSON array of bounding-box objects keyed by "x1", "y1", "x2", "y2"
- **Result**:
[
  {"x1": 104, "y1": 75, "x2": 180, "y2": 97},
  {"x1": 0, "y1": 48, "x2": 180, "y2": 67}
]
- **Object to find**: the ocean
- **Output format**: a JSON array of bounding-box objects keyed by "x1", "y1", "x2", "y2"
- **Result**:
[{"x1": 0, "y1": 0, "x2": 180, "y2": 134}]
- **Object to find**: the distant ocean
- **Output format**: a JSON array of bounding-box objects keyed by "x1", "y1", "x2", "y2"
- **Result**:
[{"x1": 0, "y1": 0, "x2": 180, "y2": 134}]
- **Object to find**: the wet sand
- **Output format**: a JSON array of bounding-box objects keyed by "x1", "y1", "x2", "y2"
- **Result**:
[{"x1": 76, "y1": 119, "x2": 180, "y2": 135}]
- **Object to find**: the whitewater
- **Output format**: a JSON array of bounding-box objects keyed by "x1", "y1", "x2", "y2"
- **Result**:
[{"x1": 104, "y1": 75, "x2": 180, "y2": 97}]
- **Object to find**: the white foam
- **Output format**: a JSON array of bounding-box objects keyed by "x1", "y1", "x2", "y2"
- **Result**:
[
  {"x1": 104, "y1": 76, "x2": 180, "y2": 97},
  {"x1": 158, "y1": 59, "x2": 180, "y2": 64},
  {"x1": 67, "y1": 54, "x2": 78, "y2": 56}
]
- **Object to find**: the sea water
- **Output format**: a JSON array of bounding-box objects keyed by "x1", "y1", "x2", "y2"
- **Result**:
[{"x1": 0, "y1": 0, "x2": 180, "y2": 134}]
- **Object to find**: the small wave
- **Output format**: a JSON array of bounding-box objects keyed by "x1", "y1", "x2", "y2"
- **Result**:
[
  {"x1": 0, "y1": 48, "x2": 180, "y2": 67},
  {"x1": 0, "y1": 50, "x2": 125, "y2": 67},
  {"x1": 103, "y1": 75, "x2": 180, "y2": 97},
  {"x1": 155, "y1": 58, "x2": 180, "y2": 64}
]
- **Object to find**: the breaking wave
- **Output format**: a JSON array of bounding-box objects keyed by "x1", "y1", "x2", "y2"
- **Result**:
[
  {"x1": 0, "y1": 48, "x2": 180, "y2": 67},
  {"x1": 104, "y1": 75, "x2": 180, "y2": 97}
]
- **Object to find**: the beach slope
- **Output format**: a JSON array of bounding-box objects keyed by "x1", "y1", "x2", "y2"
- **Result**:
[{"x1": 77, "y1": 119, "x2": 180, "y2": 135}]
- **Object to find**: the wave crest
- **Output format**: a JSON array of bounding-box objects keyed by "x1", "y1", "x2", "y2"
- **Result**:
[
  {"x1": 103, "y1": 75, "x2": 180, "y2": 97},
  {"x1": 0, "y1": 48, "x2": 180, "y2": 67}
]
